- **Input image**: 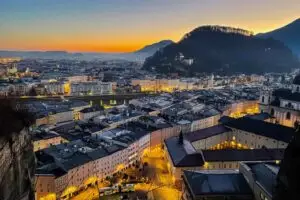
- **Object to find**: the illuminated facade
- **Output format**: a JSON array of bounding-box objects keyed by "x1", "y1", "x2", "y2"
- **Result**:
[
  {"x1": 12, "y1": 83, "x2": 30, "y2": 96},
  {"x1": 63, "y1": 83, "x2": 70, "y2": 95},
  {"x1": 35, "y1": 175, "x2": 56, "y2": 200},
  {"x1": 259, "y1": 75, "x2": 300, "y2": 127},
  {"x1": 164, "y1": 118, "x2": 292, "y2": 187},
  {"x1": 228, "y1": 100, "x2": 260, "y2": 118},
  {"x1": 190, "y1": 114, "x2": 220, "y2": 132},
  {"x1": 67, "y1": 75, "x2": 90, "y2": 82},
  {"x1": 131, "y1": 79, "x2": 205, "y2": 93},
  {"x1": 36, "y1": 127, "x2": 151, "y2": 200},
  {"x1": 44, "y1": 82, "x2": 65, "y2": 95},
  {"x1": 0, "y1": 57, "x2": 21, "y2": 64},
  {"x1": 35, "y1": 110, "x2": 73, "y2": 126},
  {"x1": 70, "y1": 81, "x2": 113, "y2": 96},
  {"x1": 33, "y1": 134, "x2": 65, "y2": 152}
]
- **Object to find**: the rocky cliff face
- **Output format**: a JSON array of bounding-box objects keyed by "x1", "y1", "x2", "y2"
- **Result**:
[
  {"x1": 0, "y1": 101, "x2": 36, "y2": 200},
  {"x1": 0, "y1": 128, "x2": 36, "y2": 200}
]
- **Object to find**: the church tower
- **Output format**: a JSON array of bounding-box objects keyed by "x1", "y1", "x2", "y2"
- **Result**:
[{"x1": 259, "y1": 88, "x2": 272, "y2": 105}]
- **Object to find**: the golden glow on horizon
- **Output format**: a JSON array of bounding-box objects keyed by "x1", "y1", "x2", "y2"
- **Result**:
[{"x1": 1, "y1": 16, "x2": 299, "y2": 53}]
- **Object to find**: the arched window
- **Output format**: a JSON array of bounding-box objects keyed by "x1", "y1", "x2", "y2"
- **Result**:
[
  {"x1": 286, "y1": 112, "x2": 291, "y2": 120},
  {"x1": 262, "y1": 96, "x2": 265, "y2": 103},
  {"x1": 271, "y1": 108, "x2": 274, "y2": 116}
]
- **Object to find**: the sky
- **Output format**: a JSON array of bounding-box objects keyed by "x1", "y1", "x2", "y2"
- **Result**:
[{"x1": 0, "y1": 0, "x2": 299, "y2": 53}]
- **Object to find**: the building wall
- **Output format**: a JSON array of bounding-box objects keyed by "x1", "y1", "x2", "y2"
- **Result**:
[
  {"x1": 13, "y1": 84, "x2": 29, "y2": 96},
  {"x1": 150, "y1": 126, "x2": 181, "y2": 149},
  {"x1": 138, "y1": 134, "x2": 151, "y2": 157},
  {"x1": 36, "y1": 117, "x2": 48, "y2": 126},
  {"x1": 79, "y1": 111, "x2": 101, "y2": 121},
  {"x1": 70, "y1": 82, "x2": 113, "y2": 96},
  {"x1": 191, "y1": 128, "x2": 288, "y2": 151},
  {"x1": 190, "y1": 115, "x2": 220, "y2": 132},
  {"x1": 0, "y1": 85, "x2": 9, "y2": 96},
  {"x1": 230, "y1": 128, "x2": 288, "y2": 149},
  {"x1": 271, "y1": 106, "x2": 300, "y2": 128},
  {"x1": 33, "y1": 136, "x2": 63, "y2": 152},
  {"x1": 35, "y1": 175, "x2": 56, "y2": 200},
  {"x1": 239, "y1": 162, "x2": 272, "y2": 200},
  {"x1": 67, "y1": 76, "x2": 90, "y2": 83},
  {"x1": 51, "y1": 111, "x2": 73, "y2": 124},
  {"x1": 45, "y1": 83, "x2": 64, "y2": 95},
  {"x1": 191, "y1": 132, "x2": 231, "y2": 150},
  {"x1": 131, "y1": 79, "x2": 203, "y2": 93},
  {"x1": 54, "y1": 174, "x2": 68, "y2": 197},
  {"x1": 65, "y1": 161, "x2": 94, "y2": 187},
  {"x1": 229, "y1": 100, "x2": 259, "y2": 118}
]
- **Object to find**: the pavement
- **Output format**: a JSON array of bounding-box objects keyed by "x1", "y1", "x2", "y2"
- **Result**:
[
  {"x1": 70, "y1": 187, "x2": 99, "y2": 200},
  {"x1": 140, "y1": 147, "x2": 181, "y2": 200},
  {"x1": 69, "y1": 147, "x2": 181, "y2": 200}
]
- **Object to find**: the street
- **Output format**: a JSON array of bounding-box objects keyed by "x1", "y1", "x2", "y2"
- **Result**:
[
  {"x1": 70, "y1": 147, "x2": 181, "y2": 200},
  {"x1": 139, "y1": 147, "x2": 181, "y2": 200}
]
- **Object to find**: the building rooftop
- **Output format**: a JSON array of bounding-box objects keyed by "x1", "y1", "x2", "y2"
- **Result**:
[
  {"x1": 32, "y1": 131, "x2": 60, "y2": 141},
  {"x1": 183, "y1": 170, "x2": 253, "y2": 197},
  {"x1": 164, "y1": 137, "x2": 204, "y2": 167},
  {"x1": 60, "y1": 152, "x2": 93, "y2": 171},
  {"x1": 242, "y1": 162, "x2": 280, "y2": 196},
  {"x1": 36, "y1": 138, "x2": 125, "y2": 171},
  {"x1": 35, "y1": 166, "x2": 67, "y2": 178},
  {"x1": 202, "y1": 148, "x2": 285, "y2": 162},
  {"x1": 79, "y1": 106, "x2": 103, "y2": 113},
  {"x1": 52, "y1": 121, "x2": 106, "y2": 141},
  {"x1": 273, "y1": 88, "x2": 300, "y2": 102},
  {"x1": 185, "y1": 125, "x2": 231, "y2": 142},
  {"x1": 224, "y1": 117, "x2": 294, "y2": 143},
  {"x1": 139, "y1": 115, "x2": 172, "y2": 129},
  {"x1": 118, "y1": 121, "x2": 156, "y2": 135},
  {"x1": 292, "y1": 74, "x2": 300, "y2": 85},
  {"x1": 244, "y1": 112, "x2": 272, "y2": 121}
]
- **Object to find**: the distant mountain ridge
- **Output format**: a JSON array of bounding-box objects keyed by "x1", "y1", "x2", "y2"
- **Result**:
[
  {"x1": 0, "y1": 40, "x2": 174, "y2": 62},
  {"x1": 135, "y1": 40, "x2": 174, "y2": 54},
  {"x1": 143, "y1": 25, "x2": 300, "y2": 75},
  {"x1": 257, "y1": 18, "x2": 300, "y2": 56}
]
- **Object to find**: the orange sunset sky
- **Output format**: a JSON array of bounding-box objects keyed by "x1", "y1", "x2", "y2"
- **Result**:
[{"x1": 1, "y1": 0, "x2": 299, "y2": 53}]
